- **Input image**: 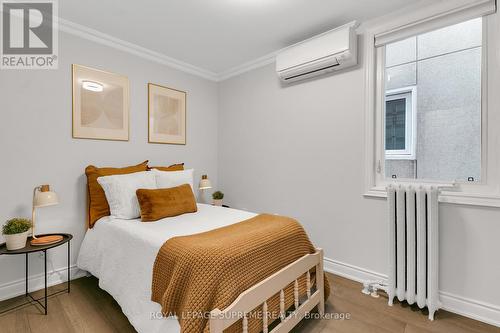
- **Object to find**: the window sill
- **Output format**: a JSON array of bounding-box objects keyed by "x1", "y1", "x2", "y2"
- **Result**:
[{"x1": 364, "y1": 187, "x2": 500, "y2": 208}]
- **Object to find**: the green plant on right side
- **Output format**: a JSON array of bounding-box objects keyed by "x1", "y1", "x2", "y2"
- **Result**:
[
  {"x1": 2, "y1": 218, "x2": 32, "y2": 235},
  {"x1": 212, "y1": 191, "x2": 224, "y2": 200}
]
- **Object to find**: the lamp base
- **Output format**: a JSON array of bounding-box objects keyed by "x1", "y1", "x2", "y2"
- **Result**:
[{"x1": 31, "y1": 235, "x2": 63, "y2": 246}]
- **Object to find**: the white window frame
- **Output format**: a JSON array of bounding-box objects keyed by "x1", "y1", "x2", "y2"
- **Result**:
[
  {"x1": 362, "y1": 0, "x2": 500, "y2": 207},
  {"x1": 385, "y1": 87, "x2": 417, "y2": 160}
]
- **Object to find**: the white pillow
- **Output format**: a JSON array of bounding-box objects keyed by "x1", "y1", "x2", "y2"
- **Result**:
[
  {"x1": 97, "y1": 171, "x2": 157, "y2": 219},
  {"x1": 152, "y1": 168, "x2": 194, "y2": 193}
]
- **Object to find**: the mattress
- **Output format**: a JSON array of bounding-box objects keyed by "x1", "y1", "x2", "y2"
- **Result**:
[{"x1": 77, "y1": 203, "x2": 257, "y2": 333}]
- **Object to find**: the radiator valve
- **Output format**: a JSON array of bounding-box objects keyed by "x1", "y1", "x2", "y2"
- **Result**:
[
  {"x1": 362, "y1": 280, "x2": 387, "y2": 297},
  {"x1": 362, "y1": 281, "x2": 371, "y2": 295},
  {"x1": 371, "y1": 286, "x2": 380, "y2": 298}
]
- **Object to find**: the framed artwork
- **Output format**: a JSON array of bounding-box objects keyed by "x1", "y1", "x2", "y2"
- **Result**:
[
  {"x1": 72, "y1": 64, "x2": 129, "y2": 141},
  {"x1": 148, "y1": 83, "x2": 186, "y2": 145}
]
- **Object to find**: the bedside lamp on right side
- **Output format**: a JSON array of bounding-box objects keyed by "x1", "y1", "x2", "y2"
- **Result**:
[{"x1": 198, "y1": 175, "x2": 212, "y2": 204}]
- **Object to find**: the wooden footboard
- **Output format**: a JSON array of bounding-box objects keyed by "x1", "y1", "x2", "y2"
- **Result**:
[{"x1": 209, "y1": 248, "x2": 325, "y2": 333}]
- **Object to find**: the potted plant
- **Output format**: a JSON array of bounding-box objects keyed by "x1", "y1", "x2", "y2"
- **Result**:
[
  {"x1": 212, "y1": 191, "x2": 224, "y2": 206},
  {"x1": 2, "y1": 218, "x2": 32, "y2": 250}
]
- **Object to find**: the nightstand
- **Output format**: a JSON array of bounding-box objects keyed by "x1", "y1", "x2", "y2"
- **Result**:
[{"x1": 0, "y1": 233, "x2": 72, "y2": 315}]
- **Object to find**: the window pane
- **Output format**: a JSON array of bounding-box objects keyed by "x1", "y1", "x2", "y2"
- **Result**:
[
  {"x1": 416, "y1": 48, "x2": 481, "y2": 181},
  {"x1": 385, "y1": 98, "x2": 406, "y2": 150},
  {"x1": 386, "y1": 62, "x2": 416, "y2": 90},
  {"x1": 418, "y1": 18, "x2": 482, "y2": 60},
  {"x1": 386, "y1": 36, "x2": 416, "y2": 67},
  {"x1": 386, "y1": 160, "x2": 416, "y2": 179},
  {"x1": 384, "y1": 18, "x2": 481, "y2": 181}
]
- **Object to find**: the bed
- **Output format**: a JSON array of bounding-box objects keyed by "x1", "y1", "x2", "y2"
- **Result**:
[
  {"x1": 78, "y1": 204, "x2": 253, "y2": 332},
  {"x1": 79, "y1": 162, "x2": 326, "y2": 332},
  {"x1": 77, "y1": 203, "x2": 326, "y2": 333}
]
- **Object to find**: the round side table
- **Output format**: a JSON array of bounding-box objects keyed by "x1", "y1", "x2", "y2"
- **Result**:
[{"x1": 0, "y1": 233, "x2": 72, "y2": 315}]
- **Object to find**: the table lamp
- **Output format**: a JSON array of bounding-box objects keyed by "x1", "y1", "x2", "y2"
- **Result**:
[
  {"x1": 198, "y1": 175, "x2": 212, "y2": 204},
  {"x1": 31, "y1": 184, "x2": 61, "y2": 246},
  {"x1": 199, "y1": 175, "x2": 212, "y2": 190}
]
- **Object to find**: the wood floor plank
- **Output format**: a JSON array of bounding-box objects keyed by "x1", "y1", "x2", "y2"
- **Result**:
[
  {"x1": 0, "y1": 308, "x2": 31, "y2": 333},
  {"x1": 328, "y1": 275, "x2": 500, "y2": 333},
  {"x1": 329, "y1": 295, "x2": 407, "y2": 333},
  {"x1": 24, "y1": 296, "x2": 73, "y2": 333},
  {"x1": 404, "y1": 323, "x2": 436, "y2": 333},
  {"x1": 59, "y1": 280, "x2": 127, "y2": 333},
  {"x1": 0, "y1": 273, "x2": 498, "y2": 333}
]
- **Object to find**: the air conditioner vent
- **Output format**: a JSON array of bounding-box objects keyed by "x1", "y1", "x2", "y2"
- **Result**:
[{"x1": 276, "y1": 21, "x2": 357, "y2": 83}]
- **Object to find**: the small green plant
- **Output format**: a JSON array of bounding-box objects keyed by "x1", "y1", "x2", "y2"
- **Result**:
[
  {"x1": 212, "y1": 191, "x2": 224, "y2": 200},
  {"x1": 2, "y1": 218, "x2": 32, "y2": 235}
]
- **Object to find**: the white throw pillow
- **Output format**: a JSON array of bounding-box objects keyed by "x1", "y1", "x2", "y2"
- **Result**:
[
  {"x1": 97, "y1": 171, "x2": 157, "y2": 219},
  {"x1": 152, "y1": 169, "x2": 195, "y2": 193}
]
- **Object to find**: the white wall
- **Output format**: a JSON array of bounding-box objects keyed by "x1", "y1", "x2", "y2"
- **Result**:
[
  {"x1": 218, "y1": 17, "x2": 500, "y2": 324},
  {"x1": 1, "y1": 1, "x2": 499, "y2": 326},
  {"x1": 0, "y1": 31, "x2": 219, "y2": 295}
]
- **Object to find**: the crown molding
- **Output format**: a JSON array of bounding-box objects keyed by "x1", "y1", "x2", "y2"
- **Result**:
[
  {"x1": 58, "y1": 18, "x2": 219, "y2": 81},
  {"x1": 217, "y1": 50, "x2": 278, "y2": 81},
  {"x1": 57, "y1": 18, "x2": 291, "y2": 82},
  {"x1": 51, "y1": 2, "x2": 453, "y2": 82}
]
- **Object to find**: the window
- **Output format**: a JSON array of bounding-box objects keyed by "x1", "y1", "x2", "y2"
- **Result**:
[
  {"x1": 381, "y1": 18, "x2": 482, "y2": 181},
  {"x1": 385, "y1": 87, "x2": 416, "y2": 160},
  {"x1": 364, "y1": 1, "x2": 500, "y2": 207}
]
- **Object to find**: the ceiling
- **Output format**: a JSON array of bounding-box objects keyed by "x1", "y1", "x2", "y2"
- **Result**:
[{"x1": 60, "y1": 0, "x2": 414, "y2": 75}]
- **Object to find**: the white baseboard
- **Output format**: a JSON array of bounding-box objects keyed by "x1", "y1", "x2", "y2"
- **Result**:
[
  {"x1": 323, "y1": 257, "x2": 500, "y2": 328},
  {"x1": 439, "y1": 291, "x2": 500, "y2": 328},
  {"x1": 0, "y1": 265, "x2": 87, "y2": 302},
  {"x1": 323, "y1": 257, "x2": 387, "y2": 283}
]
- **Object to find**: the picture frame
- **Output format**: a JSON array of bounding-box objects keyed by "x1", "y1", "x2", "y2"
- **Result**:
[
  {"x1": 148, "y1": 83, "x2": 186, "y2": 145},
  {"x1": 72, "y1": 64, "x2": 129, "y2": 141}
]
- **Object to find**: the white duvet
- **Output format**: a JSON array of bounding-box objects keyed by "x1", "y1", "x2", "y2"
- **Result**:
[{"x1": 77, "y1": 204, "x2": 257, "y2": 333}]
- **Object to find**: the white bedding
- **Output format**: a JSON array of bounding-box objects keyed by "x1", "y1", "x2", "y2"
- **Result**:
[{"x1": 77, "y1": 204, "x2": 257, "y2": 333}]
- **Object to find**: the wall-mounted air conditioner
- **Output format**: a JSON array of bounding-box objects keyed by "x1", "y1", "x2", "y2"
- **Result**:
[{"x1": 276, "y1": 21, "x2": 358, "y2": 83}]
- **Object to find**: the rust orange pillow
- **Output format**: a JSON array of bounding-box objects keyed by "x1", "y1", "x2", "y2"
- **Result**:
[
  {"x1": 148, "y1": 163, "x2": 184, "y2": 172},
  {"x1": 136, "y1": 184, "x2": 197, "y2": 222},
  {"x1": 85, "y1": 161, "x2": 148, "y2": 228}
]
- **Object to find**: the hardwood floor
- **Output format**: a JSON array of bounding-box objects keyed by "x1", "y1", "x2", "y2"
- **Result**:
[{"x1": 0, "y1": 273, "x2": 498, "y2": 333}]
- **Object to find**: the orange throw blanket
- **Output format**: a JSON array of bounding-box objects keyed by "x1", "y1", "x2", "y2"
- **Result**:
[{"x1": 151, "y1": 214, "x2": 330, "y2": 333}]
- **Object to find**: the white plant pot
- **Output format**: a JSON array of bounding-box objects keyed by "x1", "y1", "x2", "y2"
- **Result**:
[
  {"x1": 4, "y1": 231, "x2": 28, "y2": 250},
  {"x1": 213, "y1": 199, "x2": 223, "y2": 206}
]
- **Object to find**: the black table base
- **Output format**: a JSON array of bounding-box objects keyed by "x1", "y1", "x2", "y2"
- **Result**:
[{"x1": 0, "y1": 236, "x2": 71, "y2": 315}]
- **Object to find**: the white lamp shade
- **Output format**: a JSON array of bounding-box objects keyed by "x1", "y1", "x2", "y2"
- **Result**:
[
  {"x1": 199, "y1": 178, "x2": 212, "y2": 190},
  {"x1": 34, "y1": 190, "x2": 59, "y2": 207}
]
